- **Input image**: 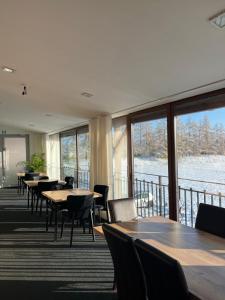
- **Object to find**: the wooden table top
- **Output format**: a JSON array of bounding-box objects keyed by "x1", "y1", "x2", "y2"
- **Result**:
[
  {"x1": 103, "y1": 216, "x2": 225, "y2": 300},
  {"x1": 24, "y1": 179, "x2": 66, "y2": 188},
  {"x1": 17, "y1": 172, "x2": 46, "y2": 177},
  {"x1": 42, "y1": 189, "x2": 102, "y2": 203}
]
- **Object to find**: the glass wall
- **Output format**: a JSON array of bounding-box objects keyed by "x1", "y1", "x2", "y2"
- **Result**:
[
  {"x1": 131, "y1": 115, "x2": 169, "y2": 217},
  {"x1": 60, "y1": 126, "x2": 89, "y2": 188},
  {"x1": 60, "y1": 132, "x2": 77, "y2": 178},
  {"x1": 175, "y1": 107, "x2": 225, "y2": 226},
  {"x1": 77, "y1": 128, "x2": 90, "y2": 188}
]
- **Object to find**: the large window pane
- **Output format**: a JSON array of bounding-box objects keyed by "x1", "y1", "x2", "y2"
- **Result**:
[
  {"x1": 176, "y1": 107, "x2": 225, "y2": 226},
  {"x1": 132, "y1": 118, "x2": 169, "y2": 217},
  {"x1": 77, "y1": 129, "x2": 90, "y2": 188},
  {"x1": 60, "y1": 133, "x2": 77, "y2": 179}
]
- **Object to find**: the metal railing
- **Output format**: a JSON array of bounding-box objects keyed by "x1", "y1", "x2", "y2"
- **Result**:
[
  {"x1": 48, "y1": 165, "x2": 225, "y2": 227},
  {"x1": 113, "y1": 171, "x2": 225, "y2": 227},
  {"x1": 61, "y1": 166, "x2": 90, "y2": 189}
]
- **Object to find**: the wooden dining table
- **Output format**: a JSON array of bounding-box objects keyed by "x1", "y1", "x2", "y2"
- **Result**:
[
  {"x1": 42, "y1": 189, "x2": 102, "y2": 241},
  {"x1": 95, "y1": 216, "x2": 225, "y2": 300},
  {"x1": 16, "y1": 172, "x2": 47, "y2": 194},
  {"x1": 24, "y1": 179, "x2": 66, "y2": 213}
]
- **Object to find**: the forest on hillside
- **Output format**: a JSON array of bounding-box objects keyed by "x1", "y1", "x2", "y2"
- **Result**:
[{"x1": 133, "y1": 116, "x2": 225, "y2": 159}]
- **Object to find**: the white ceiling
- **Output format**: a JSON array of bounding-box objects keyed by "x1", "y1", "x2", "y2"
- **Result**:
[{"x1": 1, "y1": 0, "x2": 225, "y2": 133}]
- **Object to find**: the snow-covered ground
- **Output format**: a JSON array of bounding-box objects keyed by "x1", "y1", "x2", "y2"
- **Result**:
[
  {"x1": 134, "y1": 155, "x2": 225, "y2": 195},
  {"x1": 134, "y1": 155, "x2": 225, "y2": 225}
]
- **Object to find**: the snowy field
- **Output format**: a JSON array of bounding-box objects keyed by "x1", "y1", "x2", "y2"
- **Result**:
[{"x1": 134, "y1": 155, "x2": 225, "y2": 195}]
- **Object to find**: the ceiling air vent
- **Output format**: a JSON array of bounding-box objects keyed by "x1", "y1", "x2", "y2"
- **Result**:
[
  {"x1": 210, "y1": 11, "x2": 225, "y2": 29},
  {"x1": 81, "y1": 92, "x2": 93, "y2": 98}
]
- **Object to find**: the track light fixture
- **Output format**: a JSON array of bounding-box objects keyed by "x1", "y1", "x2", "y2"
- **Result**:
[{"x1": 22, "y1": 85, "x2": 27, "y2": 95}]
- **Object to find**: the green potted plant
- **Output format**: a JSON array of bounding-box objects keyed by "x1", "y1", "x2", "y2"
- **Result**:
[{"x1": 17, "y1": 153, "x2": 46, "y2": 172}]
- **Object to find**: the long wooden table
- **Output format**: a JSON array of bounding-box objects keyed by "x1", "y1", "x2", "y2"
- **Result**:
[
  {"x1": 96, "y1": 216, "x2": 225, "y2": 300},
  {"x1": 24, "y1": 179, "x2": 66, "y2": 213},
  {"x1": 42, "y1": 189, "x2": 102, "y2": 240}
]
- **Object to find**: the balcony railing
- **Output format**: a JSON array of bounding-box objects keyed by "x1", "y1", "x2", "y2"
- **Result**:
[
  {"x1": 48, "y1": 165, "x2": 225, "y2": 227},
  {"x1": 113, "y1": 171, "x2": 225, "y2": 227},
  {"x1": 61, "y1": 166, "x2": 90, "y2": 189}
]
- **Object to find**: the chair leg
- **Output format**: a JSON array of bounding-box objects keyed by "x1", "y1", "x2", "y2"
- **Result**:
[
  {"x1": 98, "y1": 207, "x2": 101, "y2": 223},
  {"x1": 90, "y1": 210, "x2": 95, "y2": 242},
  {"x1": 36, "y1": 196, "x2": 39, "y2": 212},
  {"x1": 113, "y1": 278, "x2": 116, "y2": 290},
  {"x1": 60, "y1": 215, "x2": 65, "y2": 238},
  {"x1": 82, "y1": 221, "x2": 86, "y2": 234},
  {"x1": 70, "y1": 217, "x2": 75, "y2": 247},
  {"x1": 49, "y1": 210, "x2": 53, "y2": 226},
  {"x1": 106, "y1": 202, "x2": 110, "y2": 223},
  {"x1": 46, "y1": 204, "x2": 49, "y2": 232},
  {"x1": 39, "y1": 198, "x2": 43, "y2": 216}
]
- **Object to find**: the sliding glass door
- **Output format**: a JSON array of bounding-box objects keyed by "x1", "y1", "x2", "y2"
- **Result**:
[
  {"x1": 60, "y1": 126, "x2": 90, "y2": 188},
  {"x1": 60, "y1": 132, "x2": 77, "y2": 178},
  {"x1": 131, "y1": 111, "x2": 169, "y2": 218},
  {"x1": 77, "y1": 128, "x2": 90, "y2": 188}
]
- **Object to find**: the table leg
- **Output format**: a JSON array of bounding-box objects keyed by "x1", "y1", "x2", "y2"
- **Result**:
[
  {"x1": 54, "y1": 205, "x2": 58, "y2": 241},
  {"x1": 93, "y1": 200, "x2": 96, "y2": 225},
  {"x1": 31, "y1": 188, "x2": 34, "y2": 214},
  {"x1": 27, "y1": 187, "x2": 30, "y2": 208}
]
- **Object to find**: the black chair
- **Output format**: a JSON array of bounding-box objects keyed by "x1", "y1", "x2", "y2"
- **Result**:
[
  {"x1": 63, "y1": 176, "x2": 74, "y2": 189},
  {"x1": 35, "y1": 181, "x2": 58, "y2": 215},
  {"x1": 60, "y1": 194, "x2": 95, "y2": 247},
  {"x1": 102, "y1": 224, "x2": 147, "y2": 300},
  {"x1": 94, "y1": 185, "x2": 109, "y2": 223},
  {"x1": 38, "y1": 176, "x2": 49, "y2": 180},
  {"x1": 134, "y1": 239, "x2": 190, "y2": 300},
  {"x1": 195, "y1": 203, "x2": 225, "y2": 238}
]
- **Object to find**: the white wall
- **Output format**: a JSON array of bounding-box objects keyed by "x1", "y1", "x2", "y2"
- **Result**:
[{"x1": 0, "y1": 124, "x2": 45, "y2": 158}]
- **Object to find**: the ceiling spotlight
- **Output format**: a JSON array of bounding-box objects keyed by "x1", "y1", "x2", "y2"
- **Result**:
[
  {"x1": 22, "y1": 86, "x2": 27, "y2": 95},
  {"x1": 2, "y1": 66, "x2": 15, "y2": 73}
]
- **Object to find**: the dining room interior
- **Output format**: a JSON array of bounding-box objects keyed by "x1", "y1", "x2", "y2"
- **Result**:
[{"x1": 1, "y1": 1, "x2": 225, "y2": 300}]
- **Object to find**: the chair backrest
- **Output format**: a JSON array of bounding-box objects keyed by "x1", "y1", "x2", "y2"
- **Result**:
[
  {"x1": 108, "y1": 198, "x2": 137, "y2": 223},
  {"x1": 94, "y1": 185, "x2": 109, "y2": 209},
  {"x1": 39, "y1": 176, "x2": 49, "y2": 180},
  {"x1": 66, "y1": 194, "x2": 94, "y2": 220},
  {"x1": 37, "y1": 180, "x2": 58, "y2": 192},
  {"x1": 64, "y1": 176, "x2": 74, "y2": 189},
  {"x1": 24, "y1": 172, "x2": 40, "y2": 180},
  {"x1": 134, "y1": 239, "x2": 189, "y2": 300},
  {"x1": 195, "y1": 203, "x2": 225, "y2": 238},
  {"x1": 102, "y1": 224, "x2": 147, "y2": 300}
]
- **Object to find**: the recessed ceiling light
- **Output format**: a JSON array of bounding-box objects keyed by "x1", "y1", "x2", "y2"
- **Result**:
[
  {"x1": 210, "y1": 11, "x2": 225, "y2": 29},
  {"x1": 2, "y1": 66, "x2": 15, "y2": 73},
  {"x1": 81, "y1": 92, "x2": 94, "y2": 98}
]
